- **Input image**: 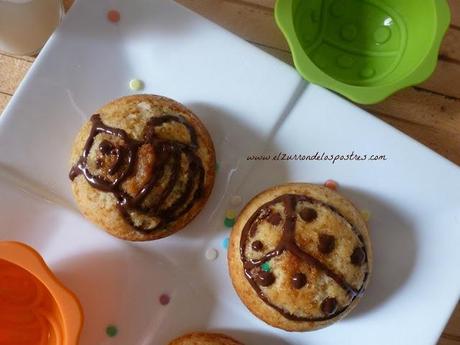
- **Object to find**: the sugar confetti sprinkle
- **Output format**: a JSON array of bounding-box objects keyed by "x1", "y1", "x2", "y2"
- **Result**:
[
  {"x1": 129, "y1": 78, "x2": 144, "y2": 91},
  {"x1": 230, "y1": 195, "x2": 242, "y2": 206},
  {"x1": 159, "y1": 294, "x2": 170, "y2": 306},
  {"x1": 261, "y1": 262, "x2": 271, "y2": 272},
  {"x1": 224, "y1": 217, "x2": 236, "y2": 228},
  {"x1": 205, "y1": 248, "x2": 218, "y2": 261},
  {"x1": 107, "y1": 10, "x2": 120, "y2": 23},
  {"x1": 225, "y1": 209, "x2": 237, "y2": 219},
  {"x1": 324, "y1": 179, "x2": 338, "y2": 190},
  {"x1": 106, "y1": 325, "x2": 118, "y2": 337}
]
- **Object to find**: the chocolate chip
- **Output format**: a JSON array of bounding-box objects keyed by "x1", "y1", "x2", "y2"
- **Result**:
[
  {"x1": 96, "y1": 158, "x2": 104, "y2": 168},
  {"x1": 255, "y1": 271, "x2": 275, "y2": 287},
  {"x1": 248, "y1": 222, "x2": 258, "y2": 237},
  {"x1": 267, "y1": 212, "x2": 282, "y2": 226},
  {"x1": 351, "y1": 247, "x2": 366, "y2": 266},
  {"x1": 321, "y1": 297, "x2": 338, "y2": 316},
  {"x1": 318, "y1": 234, "x2": 335, "y2": 254},
  {"x1": 99, "y1": 140, "x2": 114, "y2": 154},
  {"x1": 291, "y1": 273, "x2": 307, "y2": 289},
  {"x1": 110, "y1": 148, "x2": 119, "y2": 156},
  {"x1": 299, "y1": 207, "x2": 317, "y2": 223},
  {"x1": 252, "y1": 240, "x2": 264, "y2": 251}
]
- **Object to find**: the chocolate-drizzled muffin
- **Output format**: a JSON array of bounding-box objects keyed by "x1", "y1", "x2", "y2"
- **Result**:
[
  {"x1": 228, "y1": 183, "x2": 372, "y2": 331},
  {"x1": 169, "y1": 332, "x2": 243, "y2": 345},
  {"x1": 69, "y1": 95, "x2": 215, "y2": 241}
]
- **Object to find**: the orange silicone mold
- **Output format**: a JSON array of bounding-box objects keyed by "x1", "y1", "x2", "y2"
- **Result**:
[{"x1": 0, "y1": 242, "x2": 83, "y2": 345}]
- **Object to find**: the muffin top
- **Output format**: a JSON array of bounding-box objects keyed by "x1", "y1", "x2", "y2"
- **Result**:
[
  {"x1": 69, "y1": 95, "x2": 215, "y2": 240},
  {"x1": 169, "y1": 332, "x2": 243, "y2": 345},
  {"x1": 229, "y1": 183, "x2": 371, "y2": 330}
]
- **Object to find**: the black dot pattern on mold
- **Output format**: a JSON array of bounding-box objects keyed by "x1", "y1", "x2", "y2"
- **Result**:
[{"x1": 239, "y1": 194, "x2": 369, "y2": 321}]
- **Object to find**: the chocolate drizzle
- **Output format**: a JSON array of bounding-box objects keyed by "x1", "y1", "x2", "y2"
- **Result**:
[
  {"x1": 240, "y1": 194, "x2": 369, "y2": 322},
  {"x1": 255, "y1": 270, "x2": 276, "y2": 287},
  {"x1": 267, "y1": 212, "x2": 282, "y2": 225},
  {"x1": 69, "y1": 114, "x2": 205, "y2": 233}
]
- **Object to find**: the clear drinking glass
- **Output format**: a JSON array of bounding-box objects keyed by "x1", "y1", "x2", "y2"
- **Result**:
[{"x1": 0, "y1": 0, "x2": 64, "y2": 56}]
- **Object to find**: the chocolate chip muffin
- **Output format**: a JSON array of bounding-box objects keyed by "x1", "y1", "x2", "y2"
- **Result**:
[
  {"x1": 228, "y1": 183, "x2": 372, "y2": 331},
  {"x1": 169, "y1": 332, "x2": 243, "y2": 345},
  {"x1": 69, "y1": 95, "x2": 215, "y2": 241}
]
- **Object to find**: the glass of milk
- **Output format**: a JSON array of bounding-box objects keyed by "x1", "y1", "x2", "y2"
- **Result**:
[{"x1": 0, "y1": 0, "x2": 64, "y2": 56}]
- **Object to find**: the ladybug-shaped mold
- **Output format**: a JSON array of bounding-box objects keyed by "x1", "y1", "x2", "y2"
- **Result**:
[
  {"x1": 276, "y1": 0, "x2": 451, "y2": 103},
  {"x1": 294, "y1": 0, "x2": 406, "y2": 86}
]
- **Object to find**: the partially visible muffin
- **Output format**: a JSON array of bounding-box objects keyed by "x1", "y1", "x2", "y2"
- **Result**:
[
  {"x1": 69, "y1": 95, "x2": 215, "y2": 241},
  {"x1": 169, "y1": 332, "x2": 243, "y2": 345},
  {"x1": 228, "y1": 183, "x2": 372, "y2": 331}
]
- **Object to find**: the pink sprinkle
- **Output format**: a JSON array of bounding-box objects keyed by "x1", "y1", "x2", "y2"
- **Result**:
[
  {"x1": 107, "y1": 10, "x2": 120, "y2": 23},
  {"x1": 159, "y1": 294, "x2": 170, "y2": 306},
  {"x1": 324, "y1": 179, "x2": 338, "y2": 190}
]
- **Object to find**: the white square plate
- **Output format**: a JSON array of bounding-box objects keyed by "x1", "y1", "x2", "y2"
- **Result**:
[{"x1": 0, "y1": 0, "x2": 459, "y2": 344}]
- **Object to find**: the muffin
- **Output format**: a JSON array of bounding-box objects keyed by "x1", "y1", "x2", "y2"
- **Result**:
[
  {"x1": 169, "y1": 332, "x2": 243, "y2": 345},
  {"x1": 69, "y1": 95, "x2": 215, "y2": 241},
  {"x1": 228, "y1": 183, "x2": 372, "y2": 331}
]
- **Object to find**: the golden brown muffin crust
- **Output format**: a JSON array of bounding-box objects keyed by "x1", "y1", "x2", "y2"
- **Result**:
[
  {"x1": 69, "y1": 95, "x2": 215, "y2": 241},
  {"x1": 169, "y1": 332, "x2": 243, "y2": 345},
  {"x1": 228, "y1": 183, "x2": 372, "y2": 331}
]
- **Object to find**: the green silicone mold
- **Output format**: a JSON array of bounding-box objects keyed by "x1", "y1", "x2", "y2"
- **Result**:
[{"x1": 275, "y1": 0, "x2": 451, "y2": 104}]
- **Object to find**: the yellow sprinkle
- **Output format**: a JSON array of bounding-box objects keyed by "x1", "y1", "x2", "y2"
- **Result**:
[
  {"x1": 225, "y1": 209, "x2": 237, "y2": 219},
  {"x1": 361, "y1": 209, "x2": 371, "y2": 222},
  {"x1": 129, "y1": 79, "x2": 144, "y2": 91},
  {"x1": 230, "y1": 195, "x2": 242, "y2": 206}
]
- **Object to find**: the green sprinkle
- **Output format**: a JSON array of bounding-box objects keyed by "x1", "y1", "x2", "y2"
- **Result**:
[
  {"x1": 224, "y1": 217, "x2": 235, "y2": 228},
  {"x1": 106, "y1": 325, "x2": 118, "y2": 337},
  {"x1": 261, "y1": 262, "x2": 270, "y2": 272}
]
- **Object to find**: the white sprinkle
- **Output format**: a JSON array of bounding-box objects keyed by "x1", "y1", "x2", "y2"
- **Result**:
[
  {"x1": 230, "y1": 195, "x2": 242, "y2": 206},
  {"x1": 205, "y1": 248, "x2": 218, "y2": 261}
]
